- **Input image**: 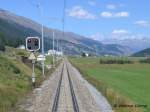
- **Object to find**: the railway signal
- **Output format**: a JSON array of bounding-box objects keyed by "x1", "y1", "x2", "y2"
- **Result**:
[
  {"x1": 26, "y1": 37, "x2": 40, "y2": 52},
  {"x1": 26, "y1": 37, "x2": 40, "y2": 88}
]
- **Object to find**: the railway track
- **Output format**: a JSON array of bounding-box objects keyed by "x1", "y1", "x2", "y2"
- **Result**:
[
  {"x1": 52, "y1": 63, "x2": 64, "y2": 112},
  {"x1": 21, "y1": 59, "x2": 110, "y2": 112},
  {"x1": 66, "y1": 63, "x2": 79, "y2": 112},
  {"x1": 52, "y1": 62, "x2": 79, "y2": 112}
]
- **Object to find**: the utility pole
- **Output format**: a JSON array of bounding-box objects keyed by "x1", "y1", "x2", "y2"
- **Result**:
[
  {"x1": 41, "y1": 22, "x2": 45, "y2": 77},
  {"x1": 46, "y1": 18, "x2": 61, "y2": 67},
  {"x1": 61, "y1": 0, "x2": 66, "y2": 57},
  {"x1": 52, "y1": 31, "x2": 55, "y2": 67},
  {"x1": 37, "y1": 2, "x2": 45, "y2": 77},
  {"x1": 56, "y1": 39, "x2": 59, "y2": 63},
  {"x1": 57, "y1": 39, "x2": 59, "y2": 52},
  {"x1": 94, "y1": 45, "x2": 97, "y2": 56}
]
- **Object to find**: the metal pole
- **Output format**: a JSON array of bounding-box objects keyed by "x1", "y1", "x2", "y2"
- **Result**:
[
  {"x1": 57, "y1": 39, "x2": 59, "y2": 52},
  {"x1": 53, "y1": 31, "x2": 55, "y2": 67},
  {"x1": 57, "y1": 39, "x2": 58, "y2": 61},
  {"x1": 37, "y1": 2, "x2": 45, "y2": 77},
  {"x1": 32, "y1": 60, "x2": 35, "y2": 88},
  {"x1": 41, "y1": 23, "x2": 45, "y2": 77},
  {"x1": 95, "y1": 45, "x2": 97, "y2": 56},
  {"x1": 61, "y1": 0, "x2": 66, "y2": 57}
]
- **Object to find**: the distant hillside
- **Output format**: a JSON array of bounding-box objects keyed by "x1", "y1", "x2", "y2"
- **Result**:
[
  {"x1": 0, "y1": 17, "x2": 40, "y2": 47},
  {"x1": 102, "y1": 37, "x2": 150, "y2": 53},
  {"x1": 0, "y1": 8, "x2": 131, "y2": 55},
  {"x1": 132, "y1": 48, "x2": 150, "y2": 57}
]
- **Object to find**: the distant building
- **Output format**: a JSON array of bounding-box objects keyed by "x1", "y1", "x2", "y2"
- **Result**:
[
  {"x1": 104, "y1": 54, "x2": 109, "y2": 57},
  {"x1": 47, "y1": 49, "x2": 63, "y2": 56},
  {"x1": 85, "y1": 53, "x2": 89, "y2": 57},
  {"x1": 82, "y1": 52, "x2": 89, "y2": 57},
  {"x1": 47, "y1": 50, "x2": 55, "y2": 55},
  {"x1": 37, "y1": 54, "x2": 46, "y2": 61},
  {"x1": 17, "y1": 45, "x2": 25, "y2": 50},
  {"x1": 56, "y1": 51, "x2": 63, "y2": 56}
]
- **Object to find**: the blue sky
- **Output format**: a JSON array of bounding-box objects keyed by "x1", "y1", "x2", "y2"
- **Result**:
[{"x1": 0, "y1": 0, "x2": 150, "y2": 40}]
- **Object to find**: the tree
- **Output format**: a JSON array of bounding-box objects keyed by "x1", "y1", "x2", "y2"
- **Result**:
[
  {"x1": 0, "y1": 33, "x2": 6, "y2": 51},
  {"x1": 82, "y1": 52, "x2": 86, "y2": 57}
]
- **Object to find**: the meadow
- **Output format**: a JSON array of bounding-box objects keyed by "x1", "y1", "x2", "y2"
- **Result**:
[{"x1": 69, "y1": 57, "x2": 150, "y2": 112}]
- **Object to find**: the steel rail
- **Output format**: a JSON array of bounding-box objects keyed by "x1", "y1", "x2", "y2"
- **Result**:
[
  {"x1": 66, "y1": 63, "x2": 80, "y2": 112},
  {"x1": 52, "y1": 63, "x2": 64, "y2": 112}
]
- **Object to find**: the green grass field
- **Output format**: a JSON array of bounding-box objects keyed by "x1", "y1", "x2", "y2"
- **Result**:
[{"x1": 69, "y1": 57, "x2": 150, "y2": 112}]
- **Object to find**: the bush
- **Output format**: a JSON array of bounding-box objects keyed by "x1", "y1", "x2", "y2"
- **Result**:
[
  {"x1": 0, "y1": 43, "x2": 5, "y2": 51},
  {"x1": 99, "y1": 57, "x2": 133, "y2": 64},
  {"x1": 139, "y1": 58, "x2": 150, "y2": 63},
  {"x1": 0, "y1": 36, "x2": 5, "y2": 51},
  {"x1": 0, "y1": 32, "x2": 5, "y2": 51}
]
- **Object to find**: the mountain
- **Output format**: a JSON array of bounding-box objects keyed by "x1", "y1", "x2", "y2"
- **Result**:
[
  {"x1": 102, "y1": 38, "x2": 150, "y2": 53},
  {"x1": 132, "y1": 48, "x2": 150, "y2": 57},
  {"x1": 0, "y1": 8, "x2": 131, "y2": 55}
]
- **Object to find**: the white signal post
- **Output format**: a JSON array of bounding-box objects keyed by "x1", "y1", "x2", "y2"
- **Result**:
[
  {"x1": 32, "y1": 59, "x2": 36, "y2": 87},
  {"x1": 29, "y1": 53, "x2": 36, "y2": 87}
]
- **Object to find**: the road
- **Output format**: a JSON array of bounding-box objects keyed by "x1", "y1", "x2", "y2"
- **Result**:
[{"x1": 20, "y1": 59, "x2": 112, "y2": 112}]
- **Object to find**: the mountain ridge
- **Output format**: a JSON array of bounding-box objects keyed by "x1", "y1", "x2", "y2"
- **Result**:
[
  {"x1": 0, "y1": 8, "x2": 131, "y2": 55},
  {"x1": 102, "y1": 37, "x2": 150, "y2": 52},
  {"x1": 132, "y1": 48, "x2": 150, "y2": 57}
]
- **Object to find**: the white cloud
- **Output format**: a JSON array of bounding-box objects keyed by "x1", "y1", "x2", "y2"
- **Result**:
[
  {"x1": 101, "y1": 11, "x2": 129, "y2": 18},
  {"x1": 88, "y1": 0, "x2": 96, "y2": 6},
  {"x1": 101, "y1": 12, "x2": 113, "y2": 18},
  {"x1": 135, "y1": 20, "x2": 150, "y2": 27},
  {"x1": 67, "y1": 6, "x2": 96, "y2": 20},
  {"x1": 115, "y1": 12, "x2": 129, "y2": 17},
  {"x1": 106, "y1": 4, "x2": 124, "y2": 10},
  {"x1": 112, "y1": 29, "x2": 129, "y2": 35},
  {"x1": 106, "y1": 4, "x2": 117, "y2": 10}
]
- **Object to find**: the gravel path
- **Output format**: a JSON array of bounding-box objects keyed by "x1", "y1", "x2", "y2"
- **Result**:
[
  {"x1": 20, "y1": 63, "x2": 63, "y2": 112},
  {"x1": 19, "y1": 60, "x2": 112, "y2": 112}
]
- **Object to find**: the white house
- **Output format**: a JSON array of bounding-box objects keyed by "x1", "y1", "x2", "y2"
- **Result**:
[
  {"x1": 17, "y1": 45, "x2": 25, "y2": 50},
  {"x1": 47, "y1": 49, "x2": 63, "y2": 56},
  {"x1": 85, "y1": 53, "x2": 89, "y2": 57}
]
